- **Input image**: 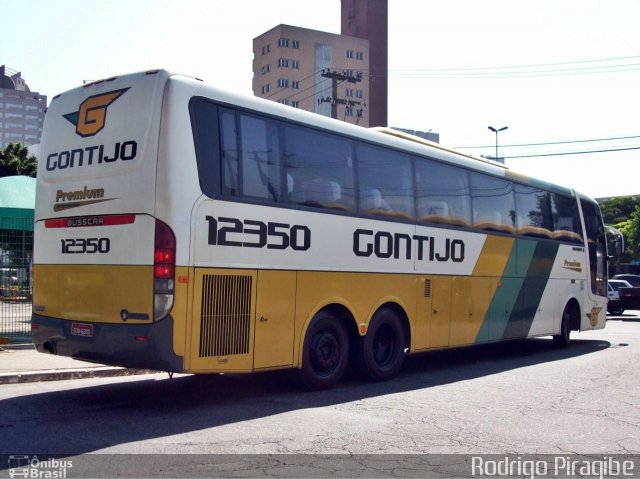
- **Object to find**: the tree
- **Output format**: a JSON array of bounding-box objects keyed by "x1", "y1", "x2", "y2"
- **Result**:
[
  {"x1": 599, "y1": 196, "x2": 640, "y2": 262},
  {"x1": 600, "y1": 196, "x2": 640, "y2": 226},
  {"x1": 0, "y1": 142, "x2": 37, "y2": 178},
  {"x1": 626, "y1": 206, "x2": 640, "y2": 257}
]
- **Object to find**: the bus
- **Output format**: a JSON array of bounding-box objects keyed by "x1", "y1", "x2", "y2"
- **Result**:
[{"x1": 32, "y1": 69, "x2": 608, "y2": 389}]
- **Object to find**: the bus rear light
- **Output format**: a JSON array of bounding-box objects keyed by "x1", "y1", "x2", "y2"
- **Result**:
[
  {"x1": 154, "y1": 219, "x2": 176, "y2": 321},
  {"x1": 154, "y1": 249, "x2": 175, "y2": 264},
  {"x1": 154, "y1": 264, "x2": 175, "y2": 279}
]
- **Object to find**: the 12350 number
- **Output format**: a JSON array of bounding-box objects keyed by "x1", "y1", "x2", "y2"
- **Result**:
[
  {"x1": 61, "y1": 237, "x2": 111, "y2": 254},
  {"x1": 206, "y1": 216, "x2": 311, "y2": 251}
]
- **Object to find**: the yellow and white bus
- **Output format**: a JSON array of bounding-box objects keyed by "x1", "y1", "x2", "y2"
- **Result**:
[{"x1": 33, "y1": 70, "x2": 608, "y2": 389}]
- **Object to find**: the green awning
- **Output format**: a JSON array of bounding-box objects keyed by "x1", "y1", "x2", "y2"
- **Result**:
[{"x1": 0, "y1": 176, "x2": 35, "y2": 231}]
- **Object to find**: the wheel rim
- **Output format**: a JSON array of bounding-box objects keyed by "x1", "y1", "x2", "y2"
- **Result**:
[
  {"x1": 372, "y1": 324, "x2": 396, "y2": 367},
  {"x1": 310, "y1": 329, "x2": 341, "y2": 375}
]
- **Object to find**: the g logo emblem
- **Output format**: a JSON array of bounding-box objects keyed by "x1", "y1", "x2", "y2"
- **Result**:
[{"x1": 63, "y1": 88, "x2": 129, "y2": 137}]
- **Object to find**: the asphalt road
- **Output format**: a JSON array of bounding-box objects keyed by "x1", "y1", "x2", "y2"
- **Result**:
[{"x1": 1, "y1": 314, "x2": 639, "y2": 474}]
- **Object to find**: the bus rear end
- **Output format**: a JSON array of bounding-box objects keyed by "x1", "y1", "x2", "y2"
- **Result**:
[{"x1": 32, "y1": 70, "x2": 183, "y2": 372}]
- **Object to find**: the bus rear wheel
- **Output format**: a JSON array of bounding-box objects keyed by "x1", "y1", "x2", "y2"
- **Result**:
[
  {"x1": 354, "y1": 308, "x2": 406, "y2": 381},
  {"x1": 299, "y1": 311, "x2": 349, "y2": 390}
]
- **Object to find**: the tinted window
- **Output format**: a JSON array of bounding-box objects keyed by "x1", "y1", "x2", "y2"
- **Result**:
[
  {"x1": 550, "y1": 193, "x2": 583, "y2": 243},
  {"x1": 357, "y1": 144, "x2": 414, "y2": 219},
  {"x1": 239, "y1": 113, "x2": 282, "y2": 201},
  {"x1": 470, "y1": 172, "x2": 515, "y2": 233},
  {"x1": 190, "y1": 99, "x2": 222, "y2": 198},
  {"x1": 284, "y1": 126, "x2": 355, "y2": 211},
  {"x1": 415, "y1": 159, "x2": 471, "y2": 226},
  {"x1": 514, "y1": 185, "x2": 552, "y2": 237},
  {"x1": 581, "y1": 199, "x2": 607, "y2": 297},
  {"x1": 220, "y1": 109, "x2": 239, "y2": 196}
]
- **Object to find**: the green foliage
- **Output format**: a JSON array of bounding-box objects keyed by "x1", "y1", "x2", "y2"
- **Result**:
[
  {"x1": 600, "y1": 196, "x2": 640, "y2": 226},
  {"x1": 626, "y1": 206, "x2": 640, "y2": 257},
  {"x1": 599, "y1": 196, "x2": 640, "y2": 261},
  {"x1": 0, "y1": 142, "x2": 37, "y2": 178}
]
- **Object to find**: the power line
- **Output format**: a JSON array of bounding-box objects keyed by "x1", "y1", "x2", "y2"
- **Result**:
[
  {"x1": 371, "y1": 54, "x2": 640, "y2": 79},
  {"x1": 389, "y1": 64, "x2": 640, "y2": 79},
  {"x1": 263, "y1": 69, "x2": 321, "y2": 100},
  {"x1": 505, "y1": 146, "x2": 640, "y2": 159},
  {"x1": 390, "y1": 54, "x2": 640, "y2": 74},
  {"x1": 456, "y1": 134, "x2": 640, "y2": 149}
]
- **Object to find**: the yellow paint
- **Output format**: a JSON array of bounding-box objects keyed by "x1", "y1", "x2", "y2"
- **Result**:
[
  {"x1": 254, "y1": 270, "x2": 296, "y2": 369},
  {"x1": 413, "y1": 277, "x2": 432, "y2": 350},
  {"x1": 429, "y1": 277, "x2": 452, "y2": 348},
  {"x1": 33, "y1": 264, "x2": 153, "y2": 323},
  {"x1": 449, "y1": 277, "x2": 494, "y2": 346},
  {"x1": 446, "y1": 236, "x2": 515, "y2": 346},
  {"x1": 35, "y1": 242, "x2": 517, "y2": 374},
  {"x1": 187, "y1": 268, "x2": 257, "y2": 373},
  {"x1": 171, "y1": 266, "x2": 190, "y2": 357},
  {"x1": 472, "y1": 236, "x2": 514, "y2": 277}
]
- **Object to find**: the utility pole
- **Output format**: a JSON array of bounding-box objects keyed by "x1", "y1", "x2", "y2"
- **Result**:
[{"x1": 318, "y1": 69, "x2": 362, "y2": 120}]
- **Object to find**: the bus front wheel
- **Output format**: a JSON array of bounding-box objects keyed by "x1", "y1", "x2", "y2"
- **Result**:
[
  {"x1": 299, "y1": 311, "x2": 349, "y2": 390},
  {"x1": 553, "y1": 305, "x2": 573, "y2": 348},
  {"x1": 354, "y1": 308, "x2": 406, "y2": 381}
]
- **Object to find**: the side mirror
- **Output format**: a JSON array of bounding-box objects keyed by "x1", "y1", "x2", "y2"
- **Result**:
[{"x1": 606, "y1": 225, "x2": 624, "y2": 258}]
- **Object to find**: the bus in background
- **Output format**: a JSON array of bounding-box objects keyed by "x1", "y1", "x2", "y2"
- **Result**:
[{"x1": 32, "y1": 70, "x2": 608, "y2": 389}]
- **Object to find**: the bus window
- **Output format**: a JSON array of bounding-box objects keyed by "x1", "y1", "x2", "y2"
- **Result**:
[
  {"x1": 190, "y1": 99, "x2": 222, "y2": 198},
  {"x1": 581, "y1": 199, "x2": 607, "y2": 297},
  {"x1": 357, "y1": 144, "x2": 414, "y2": 219},
  {"x1": 284, "y1": 125, "x2": 355, "y2": 211},
  {"x1": 551, "y1": 193, "x2": 583, "y2": 243},
  {"x1": 514, "y1": 185, "x2": 552, "y2": 238},
  {"x1": 239, "y1": 113, "x2": 282, "y2": 202},
  {"x1": 470, "y1": 172, "x2": 515, "y2": 233},
  {"x1": 415, "y1": 159, "x2": 471, "y2": 227},
  {"x1": 219, "y1": 108, "x2": 239, "y2": 196}
]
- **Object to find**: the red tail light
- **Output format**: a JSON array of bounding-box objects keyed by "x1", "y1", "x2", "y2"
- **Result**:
[
  {"x1": 154, "y1": 220, "x2": 176, "y2": 321},
  {"x1": 154, "y1": 220, "x2": 175, "y2": 278}
]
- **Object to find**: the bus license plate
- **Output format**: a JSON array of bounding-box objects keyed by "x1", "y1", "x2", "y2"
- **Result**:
[{"x1": 71, "y1": 322, "x2": 94, "y2": 338}]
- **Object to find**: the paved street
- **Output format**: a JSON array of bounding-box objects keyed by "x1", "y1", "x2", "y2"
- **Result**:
[{"x1": 1, "y1": 314, "x2": 639, "y2": 462}]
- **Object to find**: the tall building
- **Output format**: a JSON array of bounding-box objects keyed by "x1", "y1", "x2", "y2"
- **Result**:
[
  {"x1": 253, "y1": 25, "x2": 370, "y2": 127},
  {"x1": 0, "y1": 66, "x2": 46, "y2": 148},
  {"x1": 341, "y1": 0, "x2": 388, "y2": 127}
]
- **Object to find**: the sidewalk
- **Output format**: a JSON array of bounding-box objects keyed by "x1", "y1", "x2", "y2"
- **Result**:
[{"x1": 0, "y1": 344, "x2": 153, "y2": 384}]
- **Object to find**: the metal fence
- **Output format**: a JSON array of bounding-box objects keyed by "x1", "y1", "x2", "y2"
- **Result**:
[{"x1": 0, "y1": 216, "x2": 33, "y2": 343}]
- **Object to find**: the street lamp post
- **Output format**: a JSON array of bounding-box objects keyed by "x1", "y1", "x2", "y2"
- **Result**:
[{"x1": 488, "y1": 125, "x2": 508, "y2": 162}]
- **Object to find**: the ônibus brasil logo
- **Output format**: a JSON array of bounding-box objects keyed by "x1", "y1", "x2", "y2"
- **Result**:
[{"x1": 63, "y1": 88, "x2": 129, "y2": 137}]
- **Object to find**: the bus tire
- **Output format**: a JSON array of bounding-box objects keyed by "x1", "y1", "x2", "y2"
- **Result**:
[
  {"x1": 299, "y1": 311, "x2": 349, "y2": 390},
  {"x1": 355, "y1": 308, "x2": 405, "y2": 381},
  {"x1": 553, "y1": 305, "x2": 572, "y2": 348}
]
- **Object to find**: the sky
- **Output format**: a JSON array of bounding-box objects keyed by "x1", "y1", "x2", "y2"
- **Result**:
[{"x1": 3, "y1": 0, "x2": 639, "y2": 199}]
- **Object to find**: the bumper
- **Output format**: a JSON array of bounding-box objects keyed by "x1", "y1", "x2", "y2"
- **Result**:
[
  {"x1": 31, "y1": 314, "x2": 183, "y2": 372},
  {"x1": 620, "y1": 297, "x2": 640, "y2": 311}
]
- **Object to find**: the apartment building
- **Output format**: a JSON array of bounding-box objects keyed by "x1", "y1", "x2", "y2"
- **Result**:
[
  {"x1": 252, "y1": 25, "x2": 370, "y2": 127},
  {"x1": 0, "y1": 65, "x2": 47, "y2": 148}
]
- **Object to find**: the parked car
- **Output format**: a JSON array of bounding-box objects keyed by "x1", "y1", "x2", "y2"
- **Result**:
[
  {"x1": 612, "y1": 274, "x2": 640, "y2": 287},
  {"x1": 608, "y1": 280, "x2": 631, "y2": 315}
]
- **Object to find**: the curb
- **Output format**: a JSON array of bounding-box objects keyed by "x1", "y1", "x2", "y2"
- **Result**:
[{"x1": 0, "y1": 367, "x2": 155, "y2": 385}]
